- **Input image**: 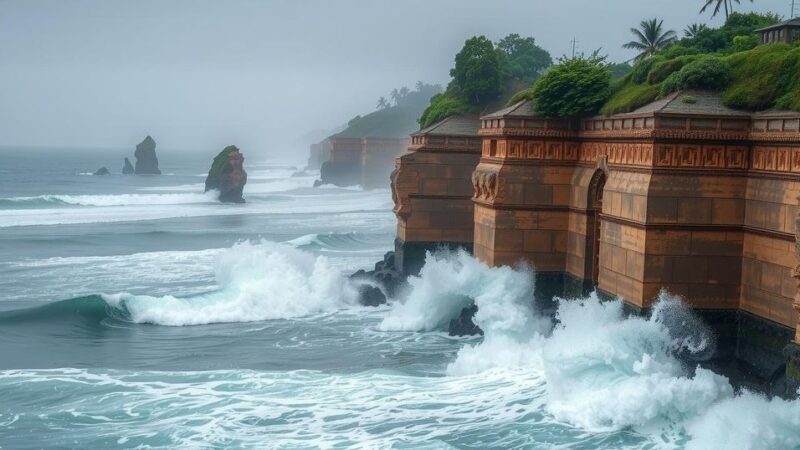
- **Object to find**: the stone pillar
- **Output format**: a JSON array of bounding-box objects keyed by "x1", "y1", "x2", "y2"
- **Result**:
[
  {"x1": 392, "y1": 119, "x2": 481, "y2": 275},
  {"x1": 786, "y1": 214, "x2": 800, "y2": 395}
]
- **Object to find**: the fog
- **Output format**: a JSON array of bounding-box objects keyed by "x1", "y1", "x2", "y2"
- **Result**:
[{"x1": 0, "y1": 0, "x2": 787, "y2": 160}]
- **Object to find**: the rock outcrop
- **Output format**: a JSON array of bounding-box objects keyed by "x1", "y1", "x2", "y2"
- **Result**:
[
  {"x1": 94, "y1": 167, "x2": 110, "y2": 176},
  {"x1": 134, "y1": 136, "x2": 161, "y2": 175},
  {"x1": 122, "y1": 157, "x2": 134, "y2": 174},
  {"x1": 350, "y1": 251, "x2": 402, "y2": 306},
  {"x1": 204, "y1": 145, "x2": 247, "y2": 203}
]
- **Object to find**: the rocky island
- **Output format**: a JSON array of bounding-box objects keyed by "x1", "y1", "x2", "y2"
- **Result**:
[
  {"x1": 205, "y1": 145, "x2": 247, "y2": 203},
  {"x1": 122, "y1": 157, "x2": 134, "y2": 174},
  {"x1": 133, "y1": 135, "x2": 161, "y2": 175}
]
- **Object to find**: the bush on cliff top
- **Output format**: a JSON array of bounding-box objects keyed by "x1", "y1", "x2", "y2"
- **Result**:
[
  {"x1": 530, "y1": 56, "x2": 612, "y2": 117},
  {"x1": 419, "y1": 33, "x2": 553, "y2": 128},
  {"x1": 418, "y1": 94, "x2": 474, "y2": 129}
]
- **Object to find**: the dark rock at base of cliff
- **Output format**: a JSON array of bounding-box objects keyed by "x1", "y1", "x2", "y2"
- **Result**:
[
  {"x1": 448, "y1": 304, "x2": 483, "y2": 336},
  {"x1": 350, "y1": 251, "x2": 402, "y2": 306},
  {"x1": 93, "y1": 167, "x2": 110, "y2": 175},
  {"x1": 134, "y1": 135, "x2": 161, "y2": 175},
  {"x1": 317, "y1": 161, "x2": 361, "y2": 187},
  {"x1": 122, "y1": 157, "x2": 134, "y2": 174},
  {"x1": 205, "y1": 145, "x2": 248, "y2": 203}
]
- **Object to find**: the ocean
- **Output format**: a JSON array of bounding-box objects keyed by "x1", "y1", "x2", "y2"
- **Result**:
[{"x1": 1, "y1": 148, "x2": 799, "y2": 449}]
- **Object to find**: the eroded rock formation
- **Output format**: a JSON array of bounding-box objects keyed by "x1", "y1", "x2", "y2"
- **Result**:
[
  {"x1": 94, "y1": 167, "x2": 110, "y2": 175},
  {"x1": 122, "y1": 157, "x2": 134, "y2": 174},
  {"x1": 134, "y1": 136, "x2": 161, "y2": 175},
  {"x1": 205, "y1": 145, "x2": 247, "y2": 203}
]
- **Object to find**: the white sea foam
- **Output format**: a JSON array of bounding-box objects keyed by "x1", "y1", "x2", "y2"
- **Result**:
[
  {"x1": 1, "y1": 191, "x2": 219, "y2": 207},
  {"x1": 387, "y1": 251, "x2": 800, "y2": 447},
  {"x1": 0, "y1": 188, "x2": 393, "y2": 228},
  {"x1": 543, "y1": 294, "x2": 732, "y2": 432},
  {"x1": 101, "y1": 241, "x2": 358, "y2": 325},
  {"x1": 379, "y1": 250, "x2": 551, "y2": 374}
]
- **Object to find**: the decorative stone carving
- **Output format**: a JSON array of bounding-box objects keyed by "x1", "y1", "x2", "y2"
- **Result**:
[{"x1": 471, "y1": 169, "x2": 499, "y2": 202}]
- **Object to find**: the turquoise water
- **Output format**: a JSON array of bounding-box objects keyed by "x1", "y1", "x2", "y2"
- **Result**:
[{"x1": 1, "y1": 148, "x2": 799, "y2": 449}]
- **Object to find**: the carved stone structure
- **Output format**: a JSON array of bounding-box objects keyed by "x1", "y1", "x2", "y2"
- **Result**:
[
  {"x1": 391, "y1": 115, "x2": 481, "y2": 274},
  {"x1": 319, "y1": 136, "x2": 408, "y2": 188},
  {"x1": 307, "y1": 139, "x2": 330, "y2": 170},
  {"x1": 757, "y1": 17, "x2": 800, "y2": 45},
  {"x1": 467, "y1": 92, "x2": 800, "y2": 388}
]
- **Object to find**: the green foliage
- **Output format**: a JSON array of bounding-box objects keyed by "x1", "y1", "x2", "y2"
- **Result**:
[
  {"x1": 681, "y1": 95, "x2": 698, "y2": 104},
  {"x1": 646, "y1": 55, "x2": 697, "y2": 84},
  {"x1": 449, "y1": 36, "x2": 504, "y2": 105},
  {"x1": 658, "y1": 44, "x2": 702, "y2": 59},
  {"x1": 659, "y1": 56, "x2": 730, "y2": 96},
  {"x1": 608, "y1": 62, "x2": 633, "y2": 80},
  {"x1": 623, "y1": 18, "x2": 678, "y2": 61},
  {"x1": 531, "y1": 56, "x2": 612, "y2": 117},
  {"x1": 597, "y1": 13, "x2": 798, "y2": 114},
  {"x1": 600, "y1": 82, "x2": 660, "y2": 115},
  {"x1": 630, "y1": 56, "x2": 664, "y2": 83},
  {"x1": 731, "y1": 35, "x2": 758, "y2": 53},
  {"x1": 678, "y1": 12, "x2": 780, "y2": 54},
  {"x1": 660, "y1": 72, "x2": 682, "y2": 96},
  {"x1": 496, "y1": 33, "x2": 553, "y2": 83},
  {"x1": 676, "y1": 56, "x2": 731, "y2": 90},
  {"x1": 418, "y1": 94, "x2": 474, "y2": 129},
  {"x1": 723, "y1": 43, "x2": 800, "y2": 110}
]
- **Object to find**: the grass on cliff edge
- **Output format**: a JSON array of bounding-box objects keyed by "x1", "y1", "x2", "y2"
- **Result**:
[{"x1": 600, "y1": 43, "x2": 800, "y2": 115}]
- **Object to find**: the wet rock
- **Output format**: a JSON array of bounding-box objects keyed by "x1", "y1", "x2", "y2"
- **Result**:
[
  {"x1": 448, "y1": 304, "x2": 483, "y2": 336},
  {"x1": 350, "y1": 251, "x2": 403, "y2": 306},
  {"x1": 93, "y1": 167, "x2": 110, "y2": 175},
  {"x1": 122, "y1": 157, "x2": 134, "y2": 174},
  {"x1": 134, "y1": 135, "x2": 161, "y2": 175},
  {"x1": 205, "y1": 145, "x2": 248, "y2": 203}
]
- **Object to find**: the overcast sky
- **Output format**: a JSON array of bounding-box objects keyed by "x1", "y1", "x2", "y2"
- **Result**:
[{"x1": 0, "y1": 0, "x2": 789, "y2": 158}]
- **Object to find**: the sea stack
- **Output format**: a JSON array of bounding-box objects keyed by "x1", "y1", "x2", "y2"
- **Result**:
[
  {"x1": 93, "y1": 167, "x2": 110, "y2": 175},
  {"x1": 122, "y1": 157, "x2": 134, "y2": 174},
  {"x1": 205, "y1": 145, "x2": 247, "y2": 203},
  {"x1": 134, "y1": 135, "x2": 161, "y2": 175}
]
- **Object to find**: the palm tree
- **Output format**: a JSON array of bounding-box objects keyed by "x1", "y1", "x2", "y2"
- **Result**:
[
  {"x1": 700, "y1": 0, "x2": 753, "y2": 19},
  {"x1": 684, "y1": 23, "x2": 709, "y2": 38},
  {"x1": 623, "y1": 19, "x2": 678, "y2": 61},
  {"x1": 376, "y1": 97, "x2": 389, "y2": 109},
  {"x1": 389, "y1": 88, "x2": 399, "y2": 105}
]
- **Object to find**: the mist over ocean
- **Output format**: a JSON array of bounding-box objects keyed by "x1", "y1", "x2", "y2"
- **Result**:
[{"x1": 0, "y1": 148, "x2": 797, "y2": 449}]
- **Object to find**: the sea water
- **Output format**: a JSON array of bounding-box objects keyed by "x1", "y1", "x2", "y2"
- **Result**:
[{"x1": 1, "y1": 148, "x2": 799, "y2": 449}]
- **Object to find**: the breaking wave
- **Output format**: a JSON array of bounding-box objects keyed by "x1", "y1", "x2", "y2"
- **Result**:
[
  {"x1": 101, "y1": 241, "x2": 358, "y2": 325},
  {"x1": 0, "y1": 191, "x2": 219, "y2": 208},
  {"x1": 382, "y1": 250, "x2": 800, "y2": 447}
]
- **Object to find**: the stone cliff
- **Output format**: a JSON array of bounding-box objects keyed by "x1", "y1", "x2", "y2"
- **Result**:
[
  {"x1": 205, "y1": 145, "x2": 247, "y2": 203},
  {"x1": 134, "y1": 136, "x2": 161, "y2": 175}
]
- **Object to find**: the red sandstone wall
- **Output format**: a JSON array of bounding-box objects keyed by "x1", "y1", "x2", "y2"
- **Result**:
[{"x1": 393, "y1": 135, "x2": 480, "y2": 245}]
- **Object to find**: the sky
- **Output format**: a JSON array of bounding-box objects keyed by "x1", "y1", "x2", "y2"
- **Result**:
[{"x1": 0, "y1": 0, "x2": 791, "y2": 159}]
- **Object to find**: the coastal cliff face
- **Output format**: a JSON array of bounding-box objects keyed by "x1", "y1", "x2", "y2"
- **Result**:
[
  {"x1": 122, "y1": 157, "x2": 134, "y2": 174},
  {"x1": 205, "y1": 145, "x2": 247, "y2": 203},
  {"x1": 134, "y1": 136, "x2": 161, "y2": 175}
]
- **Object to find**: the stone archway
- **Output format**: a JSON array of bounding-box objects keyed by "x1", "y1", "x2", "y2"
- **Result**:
[{"x1": 586, "y1": 169, "x2": 607, "y2": 285}]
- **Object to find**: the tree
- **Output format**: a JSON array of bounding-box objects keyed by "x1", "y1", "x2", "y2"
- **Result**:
[
  {"x1": 684, "y1": 23, "x2": 709, "y2": 38},
  {"x1": 449, "y1": 36, "x2": 503, "y2": 105},
  {"x1": 623, "y1": 19, "x2": 677, "y2": 62},
  {"x1": 700, "y1": 0, "x2": 753, "y2": 19},
  {"x1": 530, "y1": 56, "x2": 612, "y2": 117},
  {"x1": 390, "y1": 88, "x2": 399, "y2": 105},
  {"x1": 398, "y1": 86, "x2": 410, "y2": 99},
  {"x1": 376, "y1": 97, "x2": 389, "y2": 109},
  {"x1": 496, "y1": 33, "x2": 553, "y2": 83}
]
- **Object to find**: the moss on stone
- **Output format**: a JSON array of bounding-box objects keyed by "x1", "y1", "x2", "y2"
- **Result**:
[{"x1": 600, "y1": 82, "x2": 660, "y2": 115}]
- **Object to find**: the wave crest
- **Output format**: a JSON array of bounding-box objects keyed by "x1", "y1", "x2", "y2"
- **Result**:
[{"x1": 102, "y1": 241, "x2": 358, "y2": 326}]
